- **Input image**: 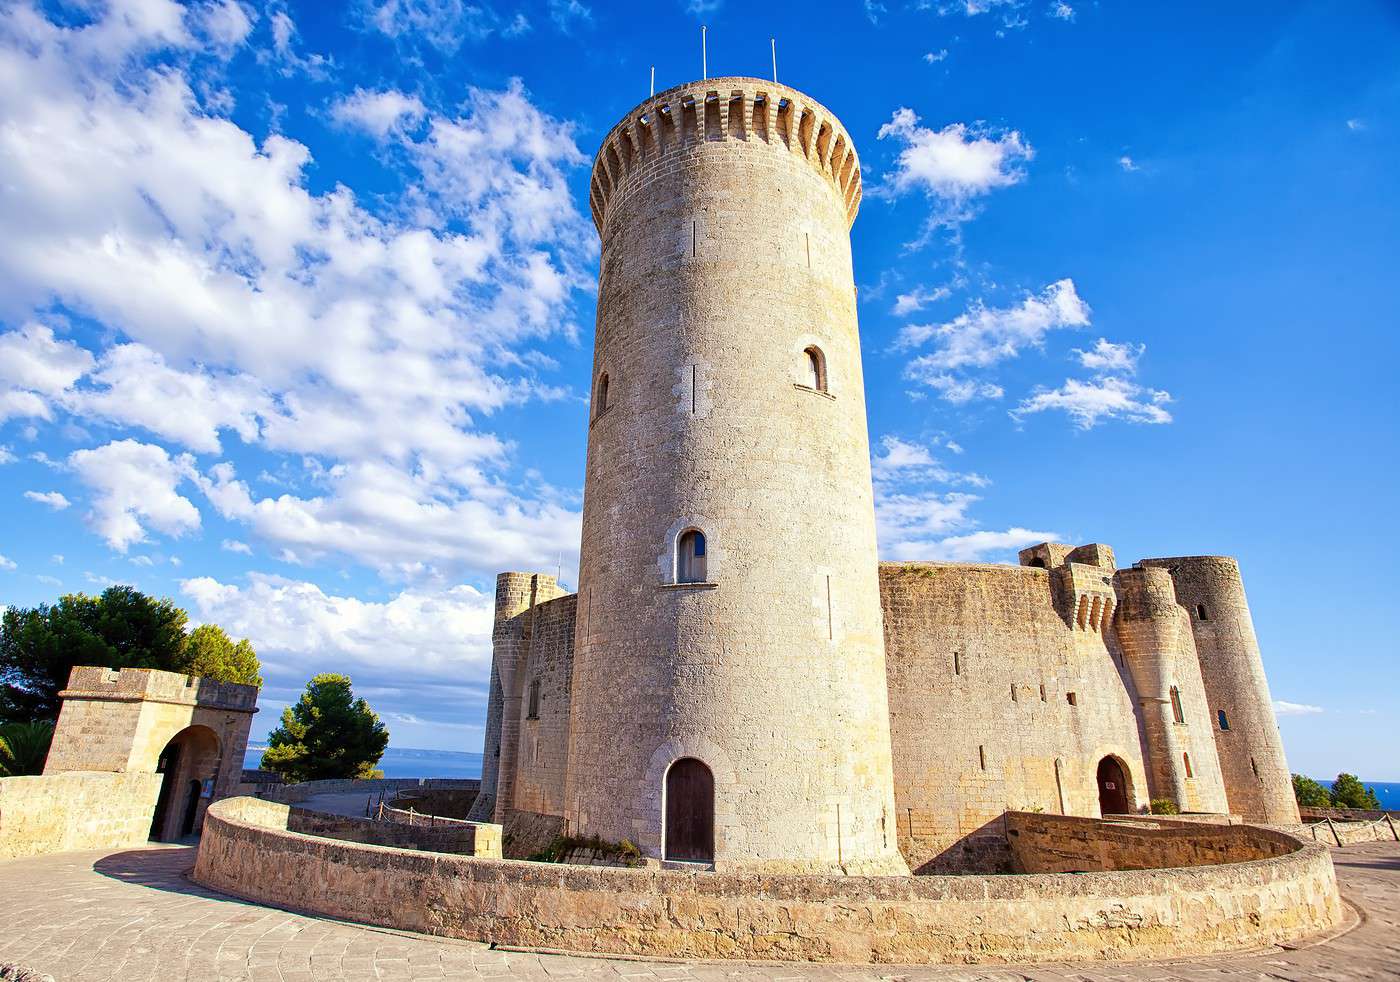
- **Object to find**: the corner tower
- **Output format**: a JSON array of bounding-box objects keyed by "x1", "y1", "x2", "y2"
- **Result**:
[
  {"x1": 565, "y1": 78, "x2": 905, "y2": 873},
  {"x1": 1140, "y1": 557, "x2": 1300, "y2": 824}
]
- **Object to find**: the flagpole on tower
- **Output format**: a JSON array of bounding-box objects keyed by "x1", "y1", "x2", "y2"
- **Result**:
[
  {"x1": 771, "y1": 38, "x2": 777, "y2": 82},
  {"x1": 650, "y1": 65, "x2": 655, "y2": 97},
  {"x1": 702, "y1": 25, "x2": 708, "y2": 80}
]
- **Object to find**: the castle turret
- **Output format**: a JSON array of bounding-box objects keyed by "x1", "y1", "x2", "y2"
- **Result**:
[
  {"x1": 564, "y1": 78, "x2": 905, "y2": 872},
  {"x1": 469, "y1": 572, "x2": 562, "y2": 824},
  {"x1": 1114, "y1": 566, "x2": 1229, "y2": 813},
  {"x1": 1140, "y1": 557, "x2": 1299, "y2": 824}
]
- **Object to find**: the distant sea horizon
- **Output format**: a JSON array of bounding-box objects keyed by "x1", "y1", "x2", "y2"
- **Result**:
[
  {"x1": 243, "y1": 745, "x2": 1399, "y2": 806},
  {"x1": 244, "y1": 744, "x2": 483, "y2": 780}
]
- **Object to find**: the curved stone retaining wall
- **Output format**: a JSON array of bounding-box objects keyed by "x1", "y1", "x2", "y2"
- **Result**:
[
  {"x1": 196, "y1": 798, "x2": 1341, "y2": 964},
  {"x1": 1006, "y1": 812, "x2": 1299, "y2": 873},
  {"x1": 262, "y1": 777, "x2": 479, "y2": 805}
]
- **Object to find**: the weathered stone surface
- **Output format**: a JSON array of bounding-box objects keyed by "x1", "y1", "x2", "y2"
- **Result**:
[
  {"x1": 193, "y1": 796, "x2": 1342, "y2": 964},
  {"x1": 0, "y1": 771, "x2": 161, "y2": 860}
]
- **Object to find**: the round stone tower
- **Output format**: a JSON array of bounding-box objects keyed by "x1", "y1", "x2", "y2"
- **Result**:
[
  {"x1": 1140, "y1": 557, "x2": 1300, "y2": 824},
  {"x1": 564, "y1": 78, "x2": 906, "y2": 873}
]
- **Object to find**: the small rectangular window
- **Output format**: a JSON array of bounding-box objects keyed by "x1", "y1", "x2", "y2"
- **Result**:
[
  {"x1": 1040, "y1": 683, "x2": 1047, "y2": 702},
  {"x1": 953, "y1": 651, "x2": 960, "y2": 676},
  {"x1": 527, "y1": 679, "x2": 541, "y2": 720},
  {"x1": 1066, "y1": 692, "x2": 1077, "y2": 707},
  {"x1": 1010, "y1": 684, "x2": 1018, "y2": 702},
  {"x1": 978, "y1": 745, "x2": 986, "y2": 771}
]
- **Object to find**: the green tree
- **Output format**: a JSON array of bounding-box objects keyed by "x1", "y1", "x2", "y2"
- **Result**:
[
  {"x1": 1292, "y1": 773, "x2": 1331, "y2": 808},
  {"x1": 1, "y1": 586, "x2": 260, "y2": 722},
  {"x1": 1330, "y1": 772, "x2": 1382, "y2": 810},
  {"x1": 261, "y1": 674, "x2": 389, "y2": 783},
  {"x1": 175, "y1": 624, "x2": 263, "y2": 689},
  {"x1": 0, "y1": 720, "x2": 55, "y2": 776}
]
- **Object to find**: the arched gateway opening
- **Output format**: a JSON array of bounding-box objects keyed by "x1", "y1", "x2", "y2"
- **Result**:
[
  {"x1": 664, "y1": 757, "x2": 714, "y2": 864},
  {"x1": 148, "y1": 725, "x2": 221, "y2": 841},
  {"x1": 1096, "y1": 756, "x2": 1131, "y2": 816}
]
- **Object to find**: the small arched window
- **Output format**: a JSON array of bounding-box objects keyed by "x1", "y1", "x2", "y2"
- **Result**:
[
  {"x1": 801, "y1": 346, "x2": 827, "y2": 392},
  {"x1": 1218, "y1": 709, "x2": 1230, "y2": 730},
  {"x1": 1183, "y1": 752, "x2": 1194, "y2": 778},
  {"x1": 1027, "y1": 557, "x2": 1047, "y2": 569},
  {"x1": 1196, "y1": 603, "x2": 1209, "y2": 621},
  {"x1": 1170, "y1": 686, "x2": 1185, "y2": 723},
  {"x1": 527, "y1": 678, "x2": 541, "y2": 719},
  {"x1": 678, "y1": 529, "x2": 707, "y2": 584},
  {"x1": 595, "y1": 373, "x2": 610, "y2": 415}
]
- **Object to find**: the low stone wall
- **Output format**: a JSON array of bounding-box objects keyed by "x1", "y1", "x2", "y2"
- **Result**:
[
  {"x1": 388, "y1": 788, "x2": 479, "y2": 819},
  {"x1": 281, "y1": 805, "x2": 494, "y2": 856},
  {"x1": 1006, "y1": 812, "x2": 1295, "y2": 873},
  {"x1": 1301, "y1": 805, "x2": 1400, "y2": 822},
  {"x1": 1288, "y1": 819, "x2": 1400, "y2": 847},
  {"x1": 195, "y1": 798, "x2": 1342, "y2": 964},
  {"x1": 380, "y1": 804, "x2": 502, "y2": 858},
  {"x1": 0, "y1": 772, "x2": 162, "y2": 860},
  {"x1": 262, "y1": 777, "x2": 478, "y2": 805}
]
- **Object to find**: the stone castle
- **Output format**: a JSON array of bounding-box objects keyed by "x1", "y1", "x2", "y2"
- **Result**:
[{"x1": 471, "y1": 77, "x2": 1299, "y2": 873}]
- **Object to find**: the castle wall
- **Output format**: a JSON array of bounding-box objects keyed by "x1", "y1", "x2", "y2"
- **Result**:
[
  {"x1": 1141, "y1": 557, "x2": 1299, "y2": 824},
  {"x1": 880, "y1": 562, "x2": 1150, "y2": 873},
  {"x1": 506, "y1": 593, "x2": 575, "y2": 847},
  {"x1": 1114, "y1": 566, "x2": 1230, "y2": 814},
  {"x1": 566, "y1": 78, "x2": 903, "y2": 872}
]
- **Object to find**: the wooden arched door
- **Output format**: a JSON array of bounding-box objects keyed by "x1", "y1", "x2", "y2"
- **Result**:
[
  {"x1": 664, "y1": 758, "x2": 714, "y2": 863},
  {"x1": 1097, "y1": 756, "x2": 1130, "y2": 815}
]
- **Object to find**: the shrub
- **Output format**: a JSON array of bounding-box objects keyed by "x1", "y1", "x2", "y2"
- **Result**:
[
  {"x1": 0, "y1": 721, "x2": 54, "y2": 777},
  {"x1": 1292, "y1": 773, "x2": 1331, "y2": 808},
  {"x1": 1150, "y1": 797, "x2": 1180, "y2": 815},
  {"x1": 1330, "y1": 773, "x2": 1382, "y2": 810}
]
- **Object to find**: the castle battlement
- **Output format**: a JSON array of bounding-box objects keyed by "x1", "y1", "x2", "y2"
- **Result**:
[
  {"x1": 589, "y1": 76, "x2": 862, "y2": 233},
  {"x1": 58, "y1": 666, "x2": 258, "y2": 713}
]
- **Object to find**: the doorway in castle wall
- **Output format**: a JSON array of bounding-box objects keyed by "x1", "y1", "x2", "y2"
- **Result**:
[
  {"x1": 1097, "y1": 756, "x2": 1130, "y2": 815},
  {"x1": 664, "y1": 757, "x2": 714, "y2": 864}
]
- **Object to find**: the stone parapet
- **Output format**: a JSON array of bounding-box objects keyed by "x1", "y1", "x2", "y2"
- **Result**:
[
  {"x1": 0, "y1": 771, "x2": 162, "y2": 859},
  {"x1": 58, "y1": 666, "x2": 257, "y2": 713},
  {"x1": 196, "y1": 797, "x2": 1343, "y2": 965}
]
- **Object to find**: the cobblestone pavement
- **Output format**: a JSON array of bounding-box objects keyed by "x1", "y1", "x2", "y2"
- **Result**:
[{"x1": 3, "y1": 841, "x2": 1398, "y2": 981}]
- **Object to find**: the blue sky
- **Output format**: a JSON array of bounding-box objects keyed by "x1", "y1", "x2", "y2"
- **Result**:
[{"x1": 0, "y1": 0, "x2": 1395, "y2": 779}]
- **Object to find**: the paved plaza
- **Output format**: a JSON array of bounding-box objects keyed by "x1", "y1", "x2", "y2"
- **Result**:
[{"x1": 3, "y1": 840, "x2": 1398, "y2": 981}]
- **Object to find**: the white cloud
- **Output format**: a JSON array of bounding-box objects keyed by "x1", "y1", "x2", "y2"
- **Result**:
[
  {"x1": 893, "y1": 284, "x2": 951, "y2": 316},
  {"x1": 1275, "y1": 700, "x2": 1324, "y2": 717},
  {"x1": 933, "y1": 0, "x2": 1023, "y2": 16},
  {"x1": 361, "y1": 0, "x2": 513, "y2": 51},
  {"x1": 330, "y1": 88, "x2": 427, "y2": 139},
  {"x1": 36, "y1": 573, "x2": 61, "y2": 585},
  {"x1": 0, "y1": 446, "x2": 14, "y2": 464},
  {"x1": 51, "y1": 554, "x2": 63, "y2": 565},
  {"x1": 1345, "y1": 118, "x2": 1365, "y2": 132},
  {"x1": 0, "y1": 5, "x2": 593, "y2": 574},
  {"x1": 0, "y1": 554, "x2": 15, "y2": 571},
  {"x1": 181, "y1": 573, "x2": 496, "y2": 679},
  {"x1": 945, "y1": 440, "x2": 964, "y2": 454},
  {"x1": 23, "y1": 490, "x2": 71, "y2": 510},
  {"x1": 194, "y1": 0, "x2": 255, "y2": 49},
  {"x1": 924, "y1": 49, "x2": 949, "y2": 64},
  {"x1": 914, "y1": 527, "x2": 1060, "y2": 562},
  {"x1": 1013, "y1": 377, "x2": 1173, "y2": 428},
  {"x1": 1074, "y1": 338, "x2": 1142, "y2": 375},
  {"x1": 899, "y1": 279, "x2": 1089, "y2": 361},
  {"x1": 1118, "y1": 154, "x2": 1140, "y2": 172},
  {"x1": 0, "y1": 323, "x2": 95, "y2": 422},
  {"x1": 221, "y1": 539, "x2": 253, "y2": 555},
  {"x1": 872, "y1": 435, "x2": 989, "y2": 487},
  {"x1": 549, "y1": 0, "x2": 591, "y2": 30},
  {"x1": 877, "y1": 110, "x2": 1033, "y2": 204},
  {"x1": 67, "y1": 440, "x2": 201, "y2": 552},
  {"x1": 1048, "y1": 1, "x2": 1074, "y2": 21}
]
